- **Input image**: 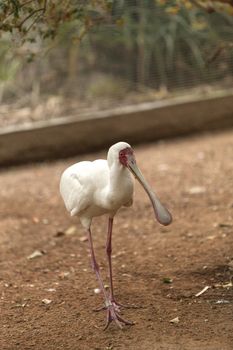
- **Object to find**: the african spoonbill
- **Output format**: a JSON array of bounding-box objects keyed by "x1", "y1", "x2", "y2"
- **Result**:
[{"x1": 60, "y1": 142, "x2": 172, "y2": 329}]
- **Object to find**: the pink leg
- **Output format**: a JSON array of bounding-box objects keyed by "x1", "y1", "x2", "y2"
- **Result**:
[
  {"x1": 87, "y1": 227, "x2": 109, "y2": 302},
  {"x1": 105, "y1": 218, "x2": 139, "y2": 310},
  {"x1": 106, "y1": 217, "x2": 115, "y2": 301},
  {"x1": 87, "y1": 227, "x2": 133, "y2": 330}
]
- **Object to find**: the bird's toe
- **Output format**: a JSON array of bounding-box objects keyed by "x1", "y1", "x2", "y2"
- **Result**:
[{"x1": 103, "y1": 303, "x2": 134, "y2": 330}]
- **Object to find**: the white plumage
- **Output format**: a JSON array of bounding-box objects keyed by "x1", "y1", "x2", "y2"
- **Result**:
[
  {"x1": 59, "y1": 141, "x2": 172, "y2": 330},
  {"x1": 60, "y1": 142, "x2": 134, "y2": 229}
]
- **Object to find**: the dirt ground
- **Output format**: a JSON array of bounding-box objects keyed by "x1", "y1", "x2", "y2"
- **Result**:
[{"x1": 0, "y1": 130, "x2": 233, "y2": 350}]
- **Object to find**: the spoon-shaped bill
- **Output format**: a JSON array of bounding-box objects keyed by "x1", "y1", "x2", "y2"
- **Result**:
[{"x1": 127, "y1": 160, "x2": 172, "y2": 226}]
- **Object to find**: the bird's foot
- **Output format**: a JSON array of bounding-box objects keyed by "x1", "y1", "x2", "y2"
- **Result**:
[{"x1": 103, "y1": 300, "x2": 134, "y2": 330}]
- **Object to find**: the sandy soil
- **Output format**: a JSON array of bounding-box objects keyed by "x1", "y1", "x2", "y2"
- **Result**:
[{"x1": 0, "y1": 130, "x2": 233, "y2": 350}]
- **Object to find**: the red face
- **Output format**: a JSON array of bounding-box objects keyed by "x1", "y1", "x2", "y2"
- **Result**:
[{"x1": 119, "y1": 147, "x2": 134, "y2": 166}]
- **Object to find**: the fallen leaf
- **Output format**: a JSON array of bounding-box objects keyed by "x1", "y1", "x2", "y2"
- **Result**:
[
  {"x1": 122, "y1": 273, "x2": 132, "y2": 277},
  {"x1": 218, "y1": 223, "x2": 233, "y2": 228},
  {"x1": 79, "y1": 236, "x2": 88, "y2": 242},
  {"x1": 163, "y1": 277, "x2": 173, "y2": 284},
  {"x1": 59, "y1": 271, "x2": 70, "y2": 279},
  {"x1": 216, "y1": 299, "x2": 230, "y2": 304},
  {"x1": 55, "y1": 231, "x2": 65, "y2": 237},
  {"x1": 45, "y1": 288, "x2": 56, "y2": 292},
  {"x1": 27, "y1": 250, "x2": 45, "y2": 260},
  {"x1": 42, "y1": 299, "x2": 52, "y2": 305},
  {"x1": 214, "y1": 282, "x2": 232, "y2": 288},
  {"x1": 170, "y1": 317, "x2": 179, "y2": 324},
  {"x1": 65, "y1": 226, "x2": 78, "y2": 235},
  {"x1": 157, "y1": 163, "x2": 169, "y2": 172},
  {"x1": 32, "y1": 217, "x2": 39, "y2": 223},
  {"x1": 12, "y1": 299, "x2": 29, "y2": 308},
  {"x1": 206, "y1": 235, "x2": 216, "y2": 240},
  {"x1": 187, "y1": 186, "x2": 206, "y2": 195}
]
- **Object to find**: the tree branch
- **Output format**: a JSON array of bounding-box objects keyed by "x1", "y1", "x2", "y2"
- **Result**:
[
  {"x1": 190, "y1": 0, "x2": 233, "y2": 13},
  {"x1": 18, "y1": 0, "x2": 47, "y2": 29},
  {"x1": 25, "y1": 13, "x2": 43, "y2": 33},
  {"x1": 3, "y1": 0, "x2": 35, "y2": 23},
  {"x1": 19, "y1": 8, "x2": 44, "y2": 29}
]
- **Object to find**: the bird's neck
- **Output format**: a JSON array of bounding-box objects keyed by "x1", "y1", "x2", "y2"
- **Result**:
[{"x1": 108, "y1": 163, "x2": 130, "y2": 190}]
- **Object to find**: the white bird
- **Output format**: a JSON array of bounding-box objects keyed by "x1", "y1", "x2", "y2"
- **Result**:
[{"x1": 60, "y1": 141, "x2": 172, "y2": 329}]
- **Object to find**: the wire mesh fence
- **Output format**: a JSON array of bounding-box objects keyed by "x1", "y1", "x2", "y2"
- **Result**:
[
  {"x1": 79, "y1": 1, "x2": 233, "y2": 95},
  {"x1": 0, "y1": 1, "x2": 233, "y2": 127}
]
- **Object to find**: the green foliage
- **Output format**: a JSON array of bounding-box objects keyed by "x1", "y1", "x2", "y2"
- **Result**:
[
  {"x1": 0, "y1": 0, "x2": 115, "y2": 45},
  {"x1": 0, "y1": 0, "x2": 233, "y2": 47},
  {"x1": 84, "y1": 1, "x2": 233, "y2": 88}
]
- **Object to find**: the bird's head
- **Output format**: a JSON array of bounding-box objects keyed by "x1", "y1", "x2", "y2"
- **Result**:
[
  {"x1": 108, "y1": 142, "x2": 172, "y2": 226},
  {"x1": 108, "y1": 142, "x2": 132, "y2": 166}
]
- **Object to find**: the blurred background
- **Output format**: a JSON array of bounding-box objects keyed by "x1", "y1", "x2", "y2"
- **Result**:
[{"x1": 0, "y1": 0, "x2": 233, "y2": 128}]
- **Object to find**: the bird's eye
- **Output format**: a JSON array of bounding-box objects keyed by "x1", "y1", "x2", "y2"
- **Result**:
[{"x1": 120, "y1": 151, "x2": 123, "y2": 157}]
